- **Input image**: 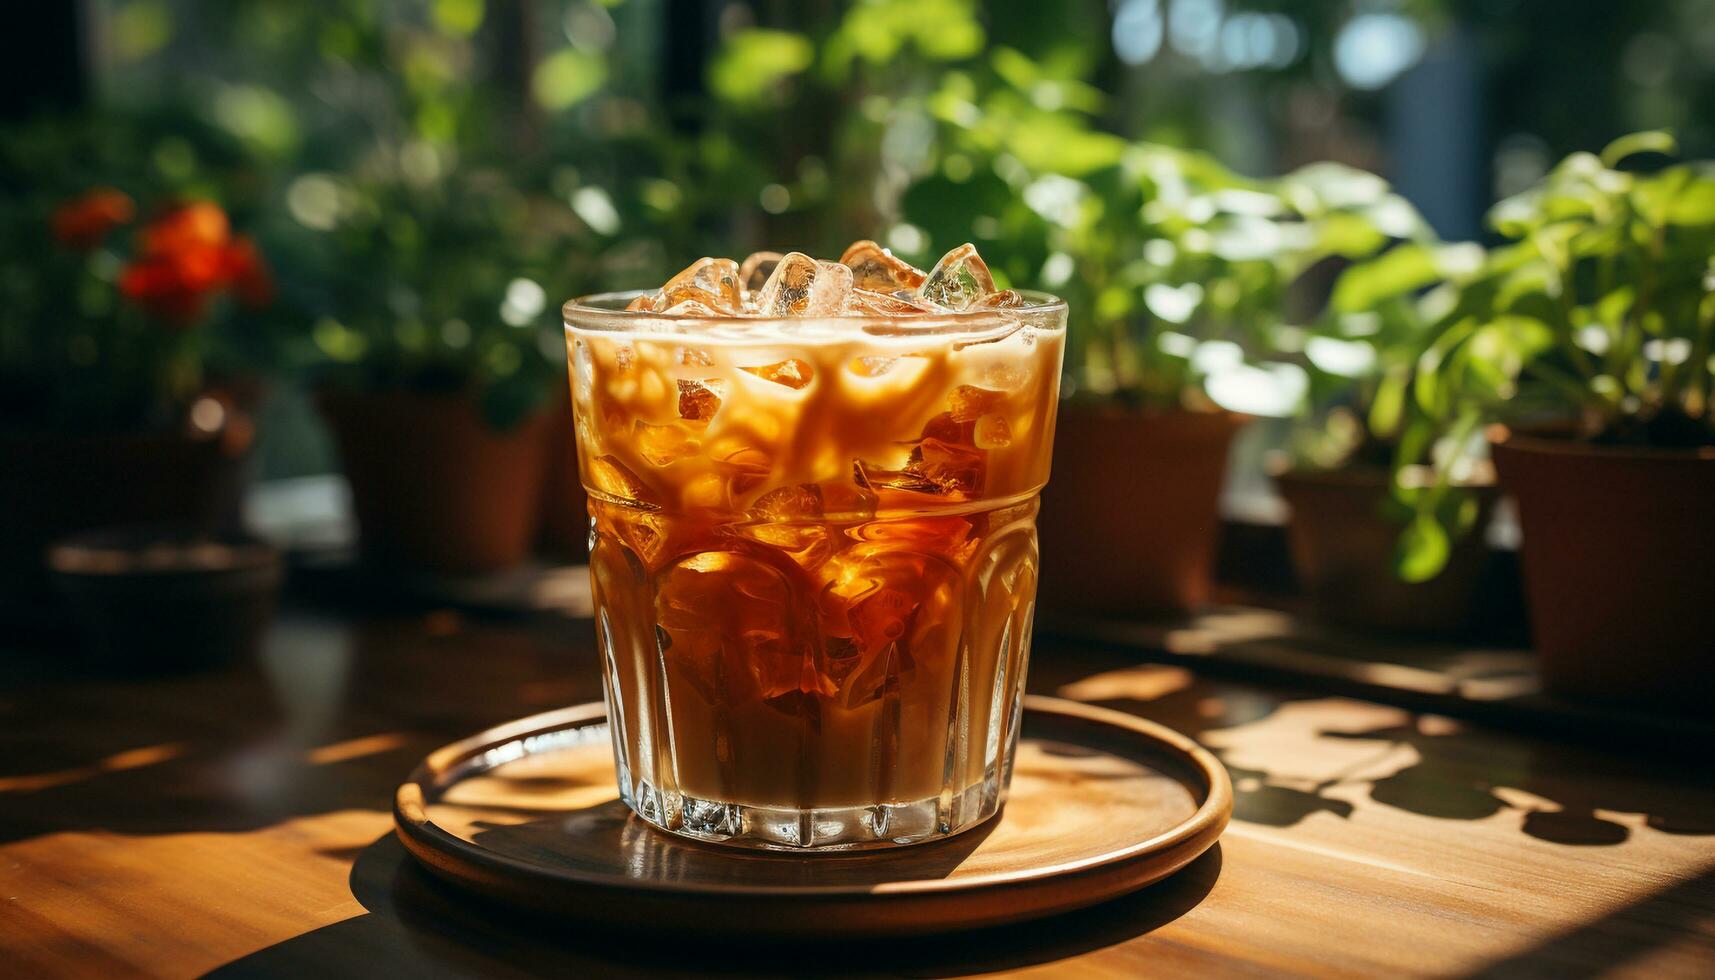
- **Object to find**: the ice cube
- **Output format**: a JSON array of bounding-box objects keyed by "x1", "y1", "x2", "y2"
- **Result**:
[
  {"x1": 627, "y1": 512, "x2": 677, "y2": 568},
  {"x1": 839, "y1": 240, "x2": 927, "y2": 292},
  {"x1": 948, "y1": 385, "x2": 1006, "y2": 422},
  {"x1": 738, "y1": 357, "x2": 814, "y2": 389},
  {"x1": 851, "y1": 515, "x2": 974, "y2": 558},
  {"x1": 714, "y1": 444, "x2": 773, "y2": 498},
  {"x1": 974, "y1": 414, "x2": 1012, "y2": 448},
  {"x1": 814, "y1": 548, "x2": 961, "y2": 705},
  {"x1": 585, "y1": 455, "x2": 655, "y2": 504},
  {"x1": 676, "y1": 378, "x2": 724, "y2": 421},
  {"x1": 661, "y1": 299, "x2": 720, "y2": 316},
  {"x1": 845, "y1": 288, "x2": 935, "y2": 316},
  {"x1": 819, "y1": 481, "x2": 878, "y2": 520},
  {"x1": 851, "y1": 457, "x2": 943, "y2": 496},
  {"x1": 744, "y1": 484, "x2": 832, "y2": 567},
  {"x1": 918, "y1": 243, "x2": 995, "y2": 311},
  {"x1": 846, "y1": 354, "x2": 899, "y2": 377},
  {"x1": 738, "y1": 251, "x2": 784, "y2": 292},
  {"x1": 980, "y1": 362, "x2": 1025, "y2": 390},
  {"x1": 626, "y1": 292, "x2": 660, "y2": 312},
  {"x1": 656, "y1": 551, "x2": 811, "y2": 702},
  {"x1": 662, "y1": 256, "x2": 743, "y2": 314},
  {"x1": 595, "y1": 395, "x2": 629, "y2": 433},
  {"x1": 847, "y1": 587, "x2": 914, "y2": 652},
  {"x1": 680, "y1": 473, "x2": 729, "y2": 511},
  {"x1": 906, "y1": 431, "x2": 986, "y2": 496},
  {"x1": 754, "y1": 252, "x2": 853, "y2": 317},
  {"x1": 634, "y1": 421, "x2": 700, "y2": 466},
  {"x1": 971, "y1": 289, "x2": 1026, "y2": 309},
  {"x1": 751, "y1": 483, "x2": 824, "y2": 521}
]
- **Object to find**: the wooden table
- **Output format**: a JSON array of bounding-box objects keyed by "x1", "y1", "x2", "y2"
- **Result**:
[{"x1": 4, "y1": 604, "x2": 1714, "y2": 978}]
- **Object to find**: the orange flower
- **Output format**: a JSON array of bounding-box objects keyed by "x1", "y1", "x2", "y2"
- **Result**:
[
  {"x1": 137, "y1": 201, "x2": 231, "y2": 259},
  {"x1": 222, "y1": 236, "x2": 274, "y2": 308},
  {"x1": 119, "y1": 202, "x2": 273, "y2": 325},
  {"x1": 120, "y1": 259, "x2": 212, "y2": 325},
  {"x1": 51, "y1": 188, "x2": 136, "y2": 249}
]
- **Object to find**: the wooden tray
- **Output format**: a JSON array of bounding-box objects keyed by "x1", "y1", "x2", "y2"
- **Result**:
[{"x1": 393, "y1": 696, "x2": 1231, "y2": 938}]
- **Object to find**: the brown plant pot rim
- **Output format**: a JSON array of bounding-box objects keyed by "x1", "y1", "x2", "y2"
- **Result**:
[
  {"x1": 1273, "y1": 465, "x2": 1498, "y2": 493},
  {"x1": 1058, "y1": 403, "x2": 1251, "y2": 423},
  {"x1": 1489, "y1": 425, "x2": 1715, "y2": 462}
]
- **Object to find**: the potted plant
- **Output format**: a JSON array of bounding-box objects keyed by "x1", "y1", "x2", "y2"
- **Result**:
[
  {"x1": 1397, "y1": 132, "x2": 1715, "y2": 707},
  {"x1": 298, "y1": 170, "x2": 587, "y2": 573},
  {"x1": 902, "y1": 127, "x2": 1418, "y2": 614},
  {"x1": 0, "y1": 184, "x2": 274, "y2": 625},
  {"x1": 1273, "y1": 237, "x2": 1504, "y2": 635}
]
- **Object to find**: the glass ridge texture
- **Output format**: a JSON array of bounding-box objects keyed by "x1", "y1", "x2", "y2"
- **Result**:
[{"x1": 564, "y1": 287, "x2": 1066, "y2": 850}]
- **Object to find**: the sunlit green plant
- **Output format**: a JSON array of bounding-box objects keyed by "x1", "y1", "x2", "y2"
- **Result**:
[
  {"x1": 1390, "y1": 131, "x2": 1715, "y2": 579},
  {"x1": 899, "y1": 58, "x2": 1434, "y2": 418},
  {"x1": 293, "y1": 167, "x2": 621, "y2": 429},
  {"x1": 1286, "y1": 237, "x2": 1487, "y2": 470}
]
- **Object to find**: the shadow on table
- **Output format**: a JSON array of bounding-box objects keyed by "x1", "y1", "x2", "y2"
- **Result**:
[
  {"x1": 1460, "y1": 863, "x2": 1715, "y2": 978},
  {"x1": 1032, "y1": 646, "x2": 1715, "y2": 848},
  {"x1": 1319, "y1": 722, "x2": 1715, "y2": 846},
  {"x1": 1030, "y1": 649, "x2": 1351, "y2": 830},
  {"x1": 203, "y1": 832, "x2": 1223, "y2": 979}
]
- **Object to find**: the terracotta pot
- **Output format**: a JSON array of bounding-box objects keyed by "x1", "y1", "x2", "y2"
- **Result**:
[
  {"x1": 1492, "y1": 432, "x2": 1715, "y2": 710},
  {"x1": 0, "y1": 423, "x2": 248, "y2": 628},
  {"x1": 318, "y1": 388, "x2": 554, "y2": 573},
  {"x1": 49, "y1": 526, "x2": 282, "y2": 673},
  {"x1": 1037, "y1": 409, "x2": 1246, "y2": 616},
  {"x1": 537, "y1": 397, "x2": 590, "y2": 561},
  {"x1": 1276, "y1": 468, "x2": 1497, "y2": 636}
]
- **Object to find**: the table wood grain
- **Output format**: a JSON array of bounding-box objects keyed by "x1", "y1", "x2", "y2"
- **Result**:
[{"x1": 3, "y1": 606, "x2": 1713, "y2": 978}]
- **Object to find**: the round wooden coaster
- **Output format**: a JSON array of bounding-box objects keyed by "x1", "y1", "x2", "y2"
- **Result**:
[{"x1": 394, "y1": 695, "x2": 1231, "y2": 938}]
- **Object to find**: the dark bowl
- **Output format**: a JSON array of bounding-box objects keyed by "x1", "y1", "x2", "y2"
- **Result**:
[{"x1": 48, "y1": 525, "x2": 283, "y2": 674}]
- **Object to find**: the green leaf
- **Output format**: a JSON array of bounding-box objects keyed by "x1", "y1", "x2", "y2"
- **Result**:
[
  {"x1": 1002, "y1": 116, "x2": 1126, "y2": 176},
  {"x1": 708, "y1": 30, "x2": 813, "y2": 106},
  {"x1": 211, "y1": 84, "x2": 299, "y2": 158},
  {"x1": 1595, "y1": 285, "x2": 1636, "y2": 327},
  {"x1": 1368, "y1": 365, "x2": 1409, "y2": 437},
  {"x1": 1315, "y1": 212, "x2": 1389, "y2": 261},
  {"x1": 532, "y1": 48, "x2": 606, "y2": 111},
  {"x1": 1415, "y1": 316, "x2": 1477, "y2": 416},
  {"x1": 1489, "y1": 189, "x2": 1545, "y2": 238},
  {"x1": 1667, "y1": 169, "x2": 1715, "y2": 226},
  {"x1": 829, "y1": 0, "x2": 983, "y2": 71},
  {"x1": 1396, "y1": 513, "x2": 1451, "y2": 583},
  {"x1": 1279, "y1": 162, "x2": 1390, "y2": 210},
  {"x1": 1600, "y1": 130, "x2": 1677, "y2": 169},
  {"x1": 990, "y1": 47, "x2": 1039, "y2": 91},
  {"x1": 431, "y1": 0, "x2": 484, "y2": 36},
  {"x1": 1466, "y1": 315, "x2": 1553, "y2": 390},
  {"x1": 1332, "y1": 243, "x2": 1439, "y2": 313}
]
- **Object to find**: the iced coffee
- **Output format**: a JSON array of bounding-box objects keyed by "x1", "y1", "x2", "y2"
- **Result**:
[{"x1": 564, "y1": 242, "x2": 1065, "y2": 849}]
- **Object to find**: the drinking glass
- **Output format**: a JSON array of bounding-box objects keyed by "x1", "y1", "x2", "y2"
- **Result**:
[{"x1": 563, "y1": 291, "x2": 1065, "y2": 849}]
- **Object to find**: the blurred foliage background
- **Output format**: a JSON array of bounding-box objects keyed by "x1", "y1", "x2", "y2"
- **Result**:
[{"x1": 7, "y1": 0, "x2": 1715, "y2": 478}]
